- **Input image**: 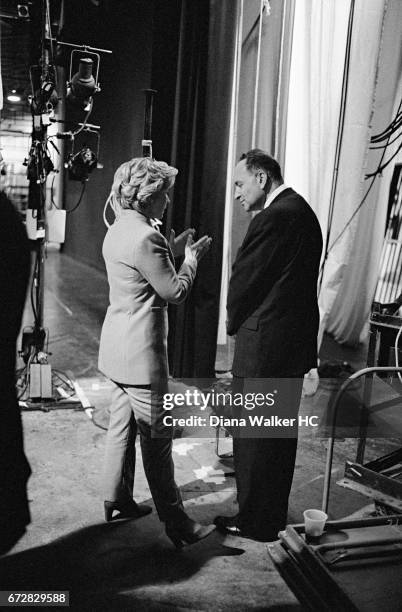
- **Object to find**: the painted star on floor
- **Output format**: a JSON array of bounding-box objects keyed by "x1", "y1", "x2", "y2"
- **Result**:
[
  {"x1": 172, "y1": 441, "x2": 202, "y2": 456},
  {"x1": 193, "y1": 465, "x2": 228, "y2": 485}
]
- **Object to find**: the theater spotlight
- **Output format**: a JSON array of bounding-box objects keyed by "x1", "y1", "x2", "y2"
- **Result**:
[
  {"x1": 31, "y1": 79, "x2": 58, "y2": 114},
  {"x1": 39, "y1": 79, "x2": 58, "y2": 109},
  {"x1": 66, "y1": 57, "x2": 97, "y2": 111},
  {"x1": 67, "y1": 146, "x2": 97, "y2": 182},
  {"x1": 17, "y1": 3, "x2": 30, "y2": 19},
  {"x1": 7, "y1": 89, "x2": 22, "y2": 103},
  {"x1": 29, "y1": 64, "x2": 59, "y2": 115}
]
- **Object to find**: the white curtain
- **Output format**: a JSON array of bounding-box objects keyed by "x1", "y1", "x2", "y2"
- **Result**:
[
  {"x1": 327, "y1": 0, "x2": 402, "y2": 343},
  {"x1": 284, "y1": 0, "x2": 353, "y2": 348},
  {"x1": 284, "y1": 0, "x2": 402, "y2": 348},
  {"x1": 285, "y1": 0, "x2": 351, "y2": 234},
  {"x1": 218, "y1": 0, "x2": 402, "y2": 354}
]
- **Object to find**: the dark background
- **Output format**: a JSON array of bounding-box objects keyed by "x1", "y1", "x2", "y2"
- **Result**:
[
  {"x1": 24, "y1": 0, "x2": 236, "y2": 378},
  {"x1": 61, "y1": 0, "x2": 182, "y2": 270}
]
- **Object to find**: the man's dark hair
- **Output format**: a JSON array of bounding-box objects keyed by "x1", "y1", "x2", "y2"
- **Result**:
[{"x1": 240, "y1": 149, "x2": 283, "y2": 182}]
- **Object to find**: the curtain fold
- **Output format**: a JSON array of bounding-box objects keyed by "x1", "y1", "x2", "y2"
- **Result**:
[
  {"x1": 326, "y1": 0, "x2": 402, "y2": 343},
  {"x1": 285, "y1": 0, "x2": 351, "y2": 242},
  {"x1": 322, "y1": 0, "x2": 388, "y2": 343},
  {"x1": 217, "y1": 0, "x2": 243, "y2": 346},
  {"x1": 233, "y1": 0, "x2": 296, "y2": 264},
  {"x1": 217, "y1": 0, "x2": 296, "y2": 348},
  {"x1": 274, "y1": 0, "x2": 296, "y2": 167},
  {"x1": 168, "y1": 0, "x2": 402, "y2": 375},
  {"x1": 168, "y1": 0, "x2": 238, "y2": 377},
  {"x1": 284, "y1": 0, "x2": 399, "y2": 347}
]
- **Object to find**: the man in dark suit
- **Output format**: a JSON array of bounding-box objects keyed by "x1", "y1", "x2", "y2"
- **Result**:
[
  {"x1": 0, "y1": 192, "x2": 31, "y2": 554},
  {"x1": 215, "y1": 149, "x2": 322, "y2": 541}
]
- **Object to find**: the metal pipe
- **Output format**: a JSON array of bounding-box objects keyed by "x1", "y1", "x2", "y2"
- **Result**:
[
  {"x1": 142, "y1": 89, "x2": 157, "y2": 158},
  {"x1": 45, "y1": 37, "x2": 112, "y2": 54},
  {"x1": 322, "y1": 366, "x2": 402, "y2": 513}
]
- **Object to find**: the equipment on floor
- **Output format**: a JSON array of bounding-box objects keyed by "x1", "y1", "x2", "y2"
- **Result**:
[
  {"x1": 268, "y1": 306, "x2": 402, "y2": 609},
  {"x1": 268, "y1": 515, "x2": 402, "y2": 611},
  {"x1": 320, "y1": 305, "x2": 402, "y2": 517}
]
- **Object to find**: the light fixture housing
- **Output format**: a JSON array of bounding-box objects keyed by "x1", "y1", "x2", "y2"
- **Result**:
[
  {"x1": 66, "y1": 58, "x2": 97, "y2": 111},
  {"x1": 7, "y1": 89, "x2": 22, "y2": 103},
  {"x1": 67, "y1": 146, "x2": 97, "y2": 182}
]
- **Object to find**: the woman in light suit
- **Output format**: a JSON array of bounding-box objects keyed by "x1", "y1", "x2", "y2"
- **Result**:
[{"x1": 99, "y1": 157, "x2": 214, "y2": 547}]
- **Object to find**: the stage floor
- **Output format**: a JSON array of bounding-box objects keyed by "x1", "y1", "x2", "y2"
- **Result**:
[{"x1": 3, "y1": 248, "x2": 400, "y2": 611}]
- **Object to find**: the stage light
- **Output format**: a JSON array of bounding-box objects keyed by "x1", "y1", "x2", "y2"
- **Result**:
[
  {"x1": 7, "y1": 89, "x2": 21, "y2": 103},
  {"x1": 31, "y1": 79, "x2": 58, "y2": 114},
  {"x1": 67, "y1": 146, "x2": 97, "y2": 182},
  {"x1": 66, "y1": 58, "x2": 97, "y2": 111},
  {"x1": 17, "y1": 3, "x2": 29, "y2": 19},
  {"x1": 40, "y1": 80, "x2": 58, "y2": 108}
]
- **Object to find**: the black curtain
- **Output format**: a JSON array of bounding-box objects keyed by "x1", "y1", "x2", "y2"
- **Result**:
[
  {"x1": 62, "y1": 0, "x2": 154, "y2": 270},
  {"x1": 150, "y1": 0, "x2": 182, "y2": 163},
  {"x1": 166, "y1": 0, "x2": 238, "y2": 378}
]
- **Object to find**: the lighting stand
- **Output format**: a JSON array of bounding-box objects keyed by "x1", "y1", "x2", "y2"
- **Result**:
[
  {"x1": 17, "y1": 0, "x2": 111, "y2": 407},
  {"x1": 19, "y1": 0, "x2": 56, "y2": 403}
]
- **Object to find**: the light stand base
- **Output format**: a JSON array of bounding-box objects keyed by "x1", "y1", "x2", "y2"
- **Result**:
[{"x1": 29, "y1": 363, "x2": 53, "y2": 399}]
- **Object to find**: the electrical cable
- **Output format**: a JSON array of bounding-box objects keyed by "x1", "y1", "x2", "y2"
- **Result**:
[
  {"x1": 52, "y1": 369, "x2": 75, "y2": 389},
  {"x1": 17, "y1": 3, "x2": 107, "y2": 406},
  {"x1": 103, "y1": 199, "x2": 110, "y2": 228},
  {"x1": 44, "y1": 326, "x2": 50, "y2": 355},
  {"x1": 51, "y1": 369, "x2": 81, "y2": 403},
  {"x1": 319, "y1": 96, "x2": 402, "y2": 280},
  {"x1": 324, "y1": 172, "x2": 379, "y2": 257},
  {"x1": 56, "y1": 102, "x2": 94, "y2": 142},
  {"x1": 49, "y1": 174, "x2": 59, "y2": 209},
  {"x1": 47, "y1": 138, "x2": 61, "y2": 155},
  {"x1": 63, "y1": 181, "x2": 87, "y2": 213},
  {"x1": 103, "y1": 193, "x2": 114, "y2": 228},
  {"x1": 371, "y1": 120, "x2": 402, "y2": 143},
  {"x1": 371, "y1": 122, "x2": 402, "y2": 144},
  {"x1": 16, "y1": 365, "x2": 29, "y2": 400},
  {"x1": 30, "y1": 252, "x2": 40, "y2": 325},
  {"x1": 318, "y1": 0, "x2": 355, "y2": 292},
  {"x1": 394, "y1": 323, "x2": 402, "y2": 383},
  {"x1": 89, "y1": 413, "x2": 108, "y2": 431},
  {"x1": 370, "y1": 130, "x2": 402, "y2": 150},
  {"x1": 34, "y1": 186, "x2": 45, "y2": 323},
  {"x1": 366, "y1": 140, "x2": 402, "y2": 178},
  {"x1": 71, "y1": 103, "x2": 93, "y2": 137},
  {"x1": 16, "y1": 349, "x2": 35, "y2": 400},
  {"x1": 371, "y1": 112, "x2": 402, "y2": 143}
]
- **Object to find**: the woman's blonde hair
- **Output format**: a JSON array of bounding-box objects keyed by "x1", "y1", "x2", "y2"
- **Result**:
[{"x1": 107, "y1": 157, "x2": 178, "y2": 219}]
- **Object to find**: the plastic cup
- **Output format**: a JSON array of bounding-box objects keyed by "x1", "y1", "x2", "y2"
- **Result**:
[{"x1": 303, "y1": 509, "x2": 328, "y2": 537}]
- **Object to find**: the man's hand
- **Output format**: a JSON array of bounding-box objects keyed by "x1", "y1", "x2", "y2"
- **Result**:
[{"x1": 169, "y1": 228, "x2": 195, "y2": 257}]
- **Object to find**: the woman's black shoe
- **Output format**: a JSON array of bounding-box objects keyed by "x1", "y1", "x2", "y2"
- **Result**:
[
  {"x1": 104, "y1": 499, "x2": 152, "y2": 522},
  {"x1": 165, "y1": 517, "x2": 215, "y2": 549}
]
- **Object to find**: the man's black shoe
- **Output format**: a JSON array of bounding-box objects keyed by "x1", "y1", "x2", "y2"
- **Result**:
[
  {"x1": 214, "y1": 515, "x2": 280, "y2": 542},
  {"x1": 214, "y1": 514, "x2": 238, "y2": 527},
  {"x1": 214, "y1": 514, "x2": 241, "y2": 534}
]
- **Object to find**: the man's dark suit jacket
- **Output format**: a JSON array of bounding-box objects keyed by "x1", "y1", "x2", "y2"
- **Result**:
[
  {"x1": 0, "y1": 192, "x2": 31, "y2": 553},
  {"x1": 227, "y1": 187, "x2": 323, "y2": 378}
]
